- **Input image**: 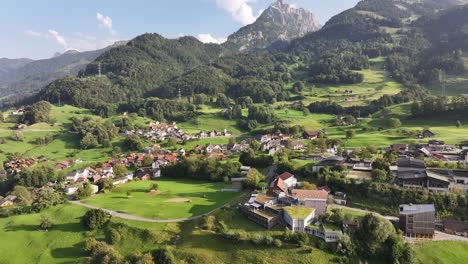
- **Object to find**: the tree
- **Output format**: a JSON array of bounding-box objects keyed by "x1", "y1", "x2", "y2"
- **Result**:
[
  {"x1": 329, "y1": 208, "x2": 345, "y2": 223},
  {"x1": 80, "y1": 133, "x2": 99, "y2": 149},
  {"x1": 10, "y1": 185, "x2": 32, "y2": 206},
  {"x1": 356, "y1": 214, "x2": 395, "y2": 257},
  {"x1": 456, "y1": 120, "x2": 462, "y2": 128},
  {"x1": 123, "y1": 134, "x2": 143, "y2": 151},
  {"x1": 88, "y1": 241, "x2": 124, "y2": 264},
  {"x1": 337, "y1": 234, "x2": 355, "y2": 257},
  {"x1": 346, "y1": 129, "x2": 355, "y2": 139},
  {"x1": 372, "y1": 169, "x2": 388, "y2": 182},
  {"x1": 11, "y1": 131, "x2": 24, "y2": 142},
  {"x1": 39, "y1": 215, "x2": 54, "y2": 230},
  {"x1": 166, "y1": 138, "x2": 177, "y2": 148},
  {"x1": 32, "y1": 188, "x2": 62, "y2": 211},
  {"x1": 99, "y1": 178, "x2": 115, "y2": 193},
  {"x1": 76, "y1": 182, "x2": 94, "y2": 200},
  {"x1": 133, "y1": 253, "x2": 154, "y2": 264},
  {"x1": 113, "y1": 164, "x2": 126, "y2": 178},
  {"x1": 22, "y1": 101, "x2": 52, "y2": 125},
  {"x1": 387, "y1": 118, "x2": 402, "y2": 128},
  {"x1": 142, "y1": 155, "x2": 154, "y2": 167},
  {"x1": 245, "y1": 168, "x2": 264, "y2": 189},
  {"x1": 151, "y1": 247, "x2": 175, "y2": 264},
  {"x1": 82, "y1": 209, "x2": 110, "y2": 230},
  {"x1": 150, "y1": 183, "x2": 159, "y2": 191},
  {"x1": 300, "y1": 181, "x2": 317, "y2": 190}
]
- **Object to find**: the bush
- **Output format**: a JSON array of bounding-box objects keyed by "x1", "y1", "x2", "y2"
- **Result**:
[
  {"x1": 106, "y1": 228, "x2": 122, "y2": 245},
  {"x1": 251, "y1": 234, "x2": 264, "y2": 245},
  {"x1": 273, "y1": 239, "x2": 282, "y2": 248},
  {"x1": 39, "y1": 215, "x2": 54, "y2": 230},
  {"x1": 264, "y1": 235, "x2": 274, "y2": 246},
  {"x1": 84, "y1": 237, "x2": 98, "y2": 252}
]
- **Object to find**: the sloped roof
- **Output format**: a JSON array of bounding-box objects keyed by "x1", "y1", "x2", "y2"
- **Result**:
[{"x1": 291, "y1": 189, "x2": 328, "y2": 200}]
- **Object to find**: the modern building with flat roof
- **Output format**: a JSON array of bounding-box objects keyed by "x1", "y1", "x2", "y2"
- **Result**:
[{"x1": 399, "y1": 204, "x2": 435, "y2": 239}]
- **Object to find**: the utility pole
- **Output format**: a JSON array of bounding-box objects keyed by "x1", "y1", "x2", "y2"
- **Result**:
[
  {"x1": 439, "y1": 69, "x2": 446, "y2": 96},
  {"x1": 177, "y1": 88, "x2": 182, "y2": 101},
  {"x1": 98, "y1": 62, "x2": 102, "y2": 76}
]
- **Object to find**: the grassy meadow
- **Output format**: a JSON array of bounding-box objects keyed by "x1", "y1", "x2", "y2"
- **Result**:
[{"x1": 83, "y1": 179, "x2": 240, "y2": 220}]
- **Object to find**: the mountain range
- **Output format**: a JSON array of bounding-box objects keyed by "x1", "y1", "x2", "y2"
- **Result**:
[
  {"x1": 5, "y1": 0, "x2": 468, "y2": 111},
  {"x1": 0, "y1": 0, "x2": 320, "y2": 106}
]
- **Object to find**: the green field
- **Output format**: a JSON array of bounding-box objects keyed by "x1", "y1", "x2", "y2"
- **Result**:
[
  {"x1": 0, "y1": 204, "x2": 89, "y2": 264},
  {"x1": 414, "y1": 241, "x2": 468, "y2": 264},
  {"x1": 83, "y1": 179, "x2": 240, "y2": 220}
]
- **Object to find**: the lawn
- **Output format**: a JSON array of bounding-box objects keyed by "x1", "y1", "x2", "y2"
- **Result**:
[
  {"x1": 414, "y1": 241, "x2": 468, "y2": 264},
  {"x1": 83, "y1": 179, "x2": 241, "y2": 220},
  {"x1": 0, "y1": 204, "x2": 89, "y2": 264}
]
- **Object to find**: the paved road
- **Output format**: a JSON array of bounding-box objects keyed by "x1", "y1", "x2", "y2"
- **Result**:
[{"x1": 265, "y1": 164, "x2": 277, "y2": 181}]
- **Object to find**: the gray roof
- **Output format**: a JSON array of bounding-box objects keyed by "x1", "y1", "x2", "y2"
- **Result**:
[
  {"x1": 317, "y1": 156, "x2": 345, "y2": 166},
  {"x1": 397, "y1": 158, "x2": 426, "y2": 169},
  {"x1": 400, "y1": 204, "x2": 435, "y2": 214}
]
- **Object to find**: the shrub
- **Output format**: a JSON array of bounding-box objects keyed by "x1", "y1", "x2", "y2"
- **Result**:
[
  {"x1": 251, "y1": 234, "x2": 264, "y2": 245},
  {"x1": 106, "y1": 228, "x2": 122, "y2": 245},
  {"x1": 264, "y1": 235, "x2": 274, "y2": 246},
  {"x1": 39, "y1": 215, "x2": 54, "y2": 230},
  {"x1": 273, "y1": 239, "x2": 282, "y2": 248},
  {"x1": 84, "y1": 237, "x2": 98, "y2": 252}
]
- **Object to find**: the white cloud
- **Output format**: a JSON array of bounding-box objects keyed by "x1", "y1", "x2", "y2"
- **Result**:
[
  {"x1": 97, "y1": 12, "x2": 116, "y2": 35},
  {"x1": 197, "y1": 33, "x2": 227, "y2": 44},
  {"x1": 48, "y1": 30, "x2": 68, "y2": 50},
  {"x1": 25, "y1": 29, "x2": 69, "y2": 50},
  {"x1": 25, "y1": 12, "x2": 119, "y2": 56},
  {"x1": 216, "y1": 0, "x2": 257, "y2": 25}
]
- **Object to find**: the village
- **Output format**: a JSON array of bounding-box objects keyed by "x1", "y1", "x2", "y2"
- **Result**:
[{"x1": 2, "y1": 120, "x2": 468, "y2": 244}]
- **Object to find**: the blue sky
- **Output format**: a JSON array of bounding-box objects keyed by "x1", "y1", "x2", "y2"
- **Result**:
[{"x1": 0, "y1": 0, "x2": 360, "y2": 59}]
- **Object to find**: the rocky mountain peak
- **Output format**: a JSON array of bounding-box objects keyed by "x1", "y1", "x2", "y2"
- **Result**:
[{"x1": 224, "y1": 0, "x2": 321, "y2": 52}]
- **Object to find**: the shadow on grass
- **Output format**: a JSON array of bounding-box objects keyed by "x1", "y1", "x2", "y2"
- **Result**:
[
  {"x1": 50, "y1": 242, "x2": 85, "y2": 260},
  {"x1": 4, "y1": 223, "x2": 84, "y2": 233}
]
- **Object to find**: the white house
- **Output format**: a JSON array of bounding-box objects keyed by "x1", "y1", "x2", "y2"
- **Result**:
[{"x1": 283, "y1": 207, "x2": 315, "y2": 232}]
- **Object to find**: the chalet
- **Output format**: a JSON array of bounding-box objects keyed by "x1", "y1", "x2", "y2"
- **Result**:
[
  {"x1": 421, "y1": 129, "x2": 435, "y2": 138},
  {"x1": 66, "y1": 169, "x2": 89, "y2": 182},
  {"x1": 55, "y1": 160, "x2": 72, "y2": 170},
  {"x1": 303, "y1": 130, "x2": 319, "y2": 140},
  {"x1": 0, "y1": 195, "x2": 16, "y2": 207},
  {"x1": 291, "y1": 189, "x2": 328, "y2": 216},
  {"x1": 268, "y1": 172, "x2": 298, "y2": 195},
  {"x1": 399, "y1": 204, "x2": 435, "y2": 238},
  {"x1": 134, "y1": 170, "x2": 151, "y2": 181},
  {"x1": 113, "y1": 176, "x2": 129, "y2": 185},
  {"x1": 291, "y1": 141, "x2": 306, "y2": 151},
  {"x1": 64, "y1": 185, "x2": 79, "y2": 195},
  {"x1": 390, "y1": 144, "x2": 408, "y2": 154}
]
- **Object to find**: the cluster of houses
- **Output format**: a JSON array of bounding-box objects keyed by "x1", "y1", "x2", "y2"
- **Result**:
[
  {"x1": 240, "y1": 171, "x2": 344, "y2": 243},
  {"x1": 260, "y1": 133, "x2": 309, "y2": 155},
  {"x1": 2, "y1": 157, "x2": 47, "y2": 173},
  {"x1": 125, "y1": 121, "x2": 232, "y2": 143},
  {"x1": 63, "y1": 150, "x2": 182, "y2": 195},
  {"x1": 193, "y1": 141, "x2": 251, "y2": 156}
]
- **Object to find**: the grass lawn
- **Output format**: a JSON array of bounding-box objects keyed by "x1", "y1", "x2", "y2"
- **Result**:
[
  {"x1": 83, "y1": 179, "x2": 240, "y2": 220},
  {"x1": 414, "y1": 241, "x2": 468, "y2": 264},
  {"x1": 0, "y1": 204, "x2": 89, "y2": 264}
]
